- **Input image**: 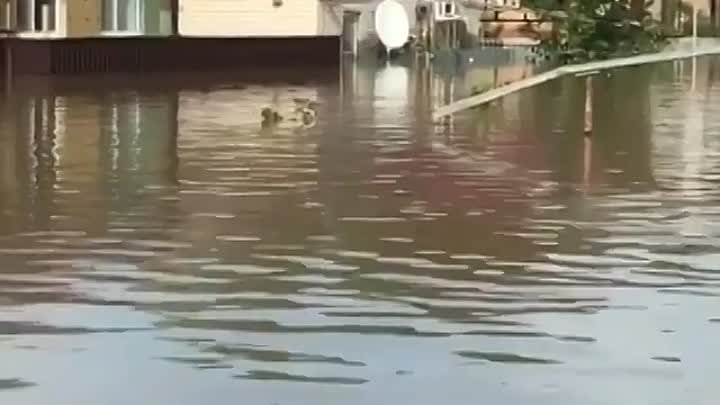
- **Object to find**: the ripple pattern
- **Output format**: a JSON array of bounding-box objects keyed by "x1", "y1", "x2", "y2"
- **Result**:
[{"x1": 1, "y1": 60, "x2": 720, "y2": 405}]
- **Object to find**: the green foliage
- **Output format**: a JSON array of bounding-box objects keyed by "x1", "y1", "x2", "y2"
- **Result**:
[{"x1": 529, "y1": 0, "x2": 665, "y2": 62}]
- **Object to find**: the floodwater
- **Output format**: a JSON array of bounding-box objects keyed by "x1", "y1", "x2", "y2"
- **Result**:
[{"x1": 0, "y1": 56, "x2": 720, "y2": 405}]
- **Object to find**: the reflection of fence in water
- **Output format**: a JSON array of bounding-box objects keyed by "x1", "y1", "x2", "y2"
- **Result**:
[
  {"x1": 430, "y1": 46, "x2": 538, "y2": 105},
  {"x1": 432, "y1": 46, "x2": 532, "y2": 71}
]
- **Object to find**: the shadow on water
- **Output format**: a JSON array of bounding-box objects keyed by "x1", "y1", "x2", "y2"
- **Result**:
[{"x1": 1, "y1": 57, "x2": 720, "y2": 405}]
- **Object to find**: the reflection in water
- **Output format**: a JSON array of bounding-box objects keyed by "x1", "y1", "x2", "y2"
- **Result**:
[{"x1": 1, "y1": 58, "x2": 720, "y2": 405}]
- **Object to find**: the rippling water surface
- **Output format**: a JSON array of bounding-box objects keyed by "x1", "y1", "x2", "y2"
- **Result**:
[{"x1": 1, "y1": 58, "x2": 720, "y2": 405}]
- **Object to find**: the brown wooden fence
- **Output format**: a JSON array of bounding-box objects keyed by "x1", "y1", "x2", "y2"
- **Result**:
[{"x1": 0, "y1": 36, "x2": 340, "y2": 75}]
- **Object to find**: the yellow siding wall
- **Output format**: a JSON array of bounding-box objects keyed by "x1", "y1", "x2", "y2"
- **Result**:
[
  {"x1": 179, "y1": 0, "x2": 320, "y2": 37},
  {"x1": 66, "y1": 0, "x2": 101, "y2": 37}
]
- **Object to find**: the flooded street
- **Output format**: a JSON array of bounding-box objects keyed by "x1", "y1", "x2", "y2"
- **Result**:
[{"x1": 1, "y1": 56, "x2": 720, "y2": 405}]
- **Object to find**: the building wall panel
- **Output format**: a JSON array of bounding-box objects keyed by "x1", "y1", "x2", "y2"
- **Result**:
[
  {"x1": 66, "y1": 0, "x2": 101, "y2": 38},
  {"x1": 179, "y1": 0, "x2": 320, "y2": 37}
]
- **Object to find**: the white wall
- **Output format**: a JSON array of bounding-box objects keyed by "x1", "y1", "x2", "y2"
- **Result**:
[{"x1": 179, "y1": 0, "x2": 324, "y2": 37}]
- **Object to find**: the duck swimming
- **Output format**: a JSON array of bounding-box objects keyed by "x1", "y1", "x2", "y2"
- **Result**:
[
  {"x1": 261, "y1": 107, "x2": 283, "y2": 128},
  {"x1": 261, "y1": 100, "x2": 318, "y2": 130}
]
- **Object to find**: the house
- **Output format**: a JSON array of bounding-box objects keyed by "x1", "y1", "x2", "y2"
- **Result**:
[
  {"x1": 337, "y1": 0, "x2": 543, "y2": 56},
  {"x1": 0, "y1": 0, "x2": 341, "y2": 75},
  {"x1": 0, "y1": 0, "x2": 174, "y2": 37},
  {"x1": 649, "y1": 0, "x2": 719, "y2": 35},
  {"x1": 337, "y1": 0, "x2": 474, "y2": 56}
]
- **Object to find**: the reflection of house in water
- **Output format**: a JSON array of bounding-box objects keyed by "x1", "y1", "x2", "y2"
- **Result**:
[
  {"x1": 53, "y1": 91, "x2": 179, "y2": 191},
  {"x1": 0, "y1": 79, "x2": 179, "y2": 230},
  {"x1": 0, "y1": 99, "x2": 25, "y2": 233},
  {"x1": 0, "y1": 116, "x2": 16, "y2": 194},
  {"x1": 172, "y1": 82, "x2": 333, "y2": 245},
  {"x1": 342, "y1": 50, "x2": 537, "y2": 129},
  {"x1": 96, "y1": 93, "x2": 179, "y2": 187},
  {"x1": 372, "y1": 65, "x2": 414, "y2": 125},
  {"x1": 652, "y1": 58, "x2": 717, "y2": 191},
  {"x1": 324, "y1": 63, "x2": 552, "y2": 260}
]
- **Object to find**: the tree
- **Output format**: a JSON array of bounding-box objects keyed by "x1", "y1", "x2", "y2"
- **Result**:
[{"x1": 526, "y1": 0, "x2": 664, "y2": 62}]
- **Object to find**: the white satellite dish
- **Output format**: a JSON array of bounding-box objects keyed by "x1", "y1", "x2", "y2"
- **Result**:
[{"x1": 374, "y1": 0, "x2": 410, "y2": 52}]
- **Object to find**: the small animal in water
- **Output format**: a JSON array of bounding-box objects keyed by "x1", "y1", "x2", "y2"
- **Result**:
[
  {"x1": 261, "y1": 100, "x2": 318, "y2": 130},
  {"x1": 261, "y1": 107, "x2": 283, "y2": 128},
  {"x1": 292, "y1": 99, "x2": 318, "y2": 128},
  {"x1": 301, "y1": 107, "x2": 317, "y2": 127}
]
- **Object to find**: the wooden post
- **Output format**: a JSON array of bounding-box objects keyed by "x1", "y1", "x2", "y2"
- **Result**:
[
  {"x1": 4, "y1": 39, "x2": 12, "y2": 97},
  {"x1": 171, "y1": 0, "x2": 179, "y2": 36},
  {"x1": 429, "y1": 6, "x2": 435, "y2": 51},
  {"x1": 584, "y1": 75, "x2": 593, "y2": 134},
  {"x1": 452, "y1": 21, "x2": 456, "y2": 48},
  {"x1": 41, "y1": 3, "x2": 49, "y2": 31},
  {"x1": 583, "y1": 130, "x2": 592, "y2": 190},
  {"x1": 446, "y1": 21, "x2": 451, "y2": 48},
  {"x1": 691, "y1": 55, "x2": 697, "y2": 91},
  {"x1": 5, "y1": 0, "x2": 11, "y2": 29},
  {"x1": 341, "y1": 11, "x2": 359, "y2": 57},
  {"x1": 453, "y1": 20, "x2": 459, "y2": 48}
]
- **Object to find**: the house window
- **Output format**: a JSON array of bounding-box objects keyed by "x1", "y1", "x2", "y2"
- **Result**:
[
  {"x1": 143, "y1": 0, "x2": 172, "y2": 35},
  {"x1": 17, "y1": 0, "x2": 57, "y2": 32},
  {"x1": 102, "y1": 0, "x2": 142, "y2": 32},
  {"x1": 0, "y1": 0, "x2": 12, "y2": 30}
]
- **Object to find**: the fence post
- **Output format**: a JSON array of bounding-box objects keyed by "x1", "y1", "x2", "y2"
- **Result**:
[{"x1": 584, "y1": 75, "x2": 593, "y2": 134}]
